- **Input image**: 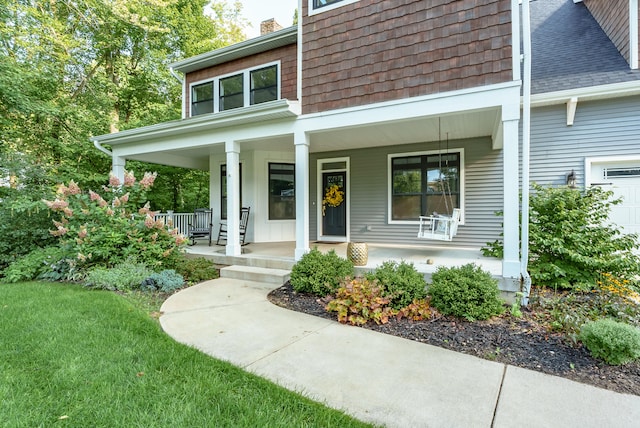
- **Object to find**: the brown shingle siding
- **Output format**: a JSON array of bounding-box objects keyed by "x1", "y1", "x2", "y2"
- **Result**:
[
  {"x1": 302, "y1": 0, "x2": 513, "y2": 114},
  {"x1": 583, "y1": 0, "x2": 630, "y2": 65}
]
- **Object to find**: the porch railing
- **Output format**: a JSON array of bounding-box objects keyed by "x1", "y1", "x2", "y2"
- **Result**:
[{"x1": 154, "y1": 211, "x2": 194, "y2": 237}]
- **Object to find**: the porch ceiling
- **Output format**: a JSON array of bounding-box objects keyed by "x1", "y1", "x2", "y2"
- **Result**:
[
  {"x1": 123, "y1": 107, "x2": 499, "y2": 168},
  {"x1": 307, "y1": 108, "x2": 500, "y2": 152}
]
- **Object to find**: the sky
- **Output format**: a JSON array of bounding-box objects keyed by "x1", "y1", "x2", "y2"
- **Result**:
[{"x1": 235, "y1": 0, "x2": 297, "y2": 39}]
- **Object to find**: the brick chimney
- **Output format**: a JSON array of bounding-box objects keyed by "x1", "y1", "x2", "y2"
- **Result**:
[{"x1": 260, "y1": 18, "x2": 283, "y2": 36}]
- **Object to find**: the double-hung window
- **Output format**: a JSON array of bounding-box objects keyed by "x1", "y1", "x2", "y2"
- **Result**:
[
  {"x1": 190, "y1": 62, "x2": 280, "y2": 117},
  {"x1": 390, "y1": 151, "x2": 462, "y2": 221}
]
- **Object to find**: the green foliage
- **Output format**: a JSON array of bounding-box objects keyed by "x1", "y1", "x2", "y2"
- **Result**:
[
  {"x1": 428, "y1": 264, "x2": 505, "y2": 321},
  {"x1": 140, "y1": 270, "x2": 185, "y2": 293},
  {"x1": 290, "y1": 248, "x2": 354, "y2": 296},
  {"x1": 85, "y1": 262, "x2": 153, "y2": 291},
  {"x1": 531, "y1": 288, "x2": 640, "y2": 344},
  {"x1": 44, "y1": 172, "x2": 187, "y2": 272},
  {"x1": 168, "y1": 256, "x2": 219, "y2": 284},
  {"x1": 0, "y1": 247, "x2": 67, "y2": 283},
  {"x1": 326, "y1": 278, "x2": 395, "y2": 325},
  {"x1": 0, "y1": 153, "x2": 58, "y2": 272},
  {"x1": 365, "y1": 260, "x2": 427, "y2": 309},
  {"x1": 483, "y1": 184, "x2": 640, "y2": 290},
  {"x1": 579, "y1": 319, "x2": 640, "y2": 365}
]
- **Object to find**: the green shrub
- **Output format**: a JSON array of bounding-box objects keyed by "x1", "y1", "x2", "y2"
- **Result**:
[
  {"x1": 579, "y1": 319, "x2": 640, "y2": 365},
  {"x1": 366, "y1": 260, "x2": 426, "y2": 309},
  {"x1": 290, "y1": 248, "x2": 354, "y2": 296},
  {"x1": 428, "y1": 263, "x2": 505, "y2": 321},
  {"x1": 169, "y1": 256, "x2": 219, "y2": 284},
  {"x1": 1, "y1": 247, "x2": 69, "y2": 283},
  {"x1": 85, "y1": 262, "x2": 153, "y2": 291},
  {"x1": 326, "y1": 277, "x2": 394, "y2": 325},
  {"x1": 140, "y1": 270, "x2": 185, "y2": 293},
  {"x1": 483, "y1": 184, "x2": 640, "y2": 290}
]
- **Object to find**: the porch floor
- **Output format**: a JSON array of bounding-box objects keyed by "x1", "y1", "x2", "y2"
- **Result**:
[{"x1": 186, "y1": 241, "x2": 502, "y2": 276}]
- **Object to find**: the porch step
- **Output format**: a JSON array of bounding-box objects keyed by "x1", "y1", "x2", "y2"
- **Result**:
[{"x1": 220, "y1": 265, "x2": 291, "y2": 285}]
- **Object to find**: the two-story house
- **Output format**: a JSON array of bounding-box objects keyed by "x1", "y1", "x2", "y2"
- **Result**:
[{"x1": 91, "y1": 0, "x2": 640, "y2": 292}]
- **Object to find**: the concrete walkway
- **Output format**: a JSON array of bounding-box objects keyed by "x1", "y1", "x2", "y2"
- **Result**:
[{"x1": 160, "y1": 278, "x2": 640, "y2": 428}]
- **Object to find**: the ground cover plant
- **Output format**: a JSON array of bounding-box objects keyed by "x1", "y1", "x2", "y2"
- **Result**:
[{"x1": 0, "y1": 282, "x2": 369, "y2": 427}]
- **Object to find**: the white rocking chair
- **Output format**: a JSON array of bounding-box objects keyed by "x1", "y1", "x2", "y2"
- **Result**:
[{"x1": 417, "y1": 208, "x2": 461, "y2": 242}]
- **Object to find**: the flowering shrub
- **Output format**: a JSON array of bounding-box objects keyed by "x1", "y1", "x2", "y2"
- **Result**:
[{"x1": 43, "y1": 171, "x2": 187, "y2": 272}]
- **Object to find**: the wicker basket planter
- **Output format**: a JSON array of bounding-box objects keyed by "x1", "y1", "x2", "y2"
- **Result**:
[{"x1": 347, "y1": 242, "x2": 368, "y2": 266}]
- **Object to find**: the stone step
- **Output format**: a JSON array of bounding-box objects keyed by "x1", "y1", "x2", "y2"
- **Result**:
[
  {"x1": 191, "y1": 253, "x2": 295, "y2": 270},
  {"x1": 220, "y1": 265, "x2": 291, "y2": 285}
]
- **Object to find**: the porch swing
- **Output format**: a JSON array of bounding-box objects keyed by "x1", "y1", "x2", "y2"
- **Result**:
[{"x1": 417, "y1": 122, "x2": 462, "y2": 242}]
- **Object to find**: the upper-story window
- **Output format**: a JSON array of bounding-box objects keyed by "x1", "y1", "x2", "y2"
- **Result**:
[
  {"x1": 310, "y1": 0, "x2": 358, "y2": 14},
  {"x1": 190, "y1": 62, "x2": 280, "y2": 116}
]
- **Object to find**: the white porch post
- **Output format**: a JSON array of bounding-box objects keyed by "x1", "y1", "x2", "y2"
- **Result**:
[
  {"x1": 225, "y1": 140, "x2": 241, "y2": 256},
  {"x1": 112, "y1": 156, "x2": 126, "y2": 183},
  {"x1": 294, "y1": 131, "x2": 310, "y2": 260},
  {"x1": 502, "y1": 106, "x2": 521, "y2": 278}
]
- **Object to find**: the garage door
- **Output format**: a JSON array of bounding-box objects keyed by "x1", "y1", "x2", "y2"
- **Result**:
[{"x1": 590, "y1": 161, "x2": 640, "y2": 237}]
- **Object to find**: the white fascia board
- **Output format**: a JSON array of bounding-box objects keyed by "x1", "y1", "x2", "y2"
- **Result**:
[
  {"x1": 529, "y1": 80, "x2": 640, "y2": 107},
  {"x1": 296, "y1": 81, "x2": 521, "y2": 133},
  {"x1": 170, "y1": 27, "x2": 297, "y2": 74},
  {"x1": 90, "y1": 100, "x2": 301, "y2": 146}
]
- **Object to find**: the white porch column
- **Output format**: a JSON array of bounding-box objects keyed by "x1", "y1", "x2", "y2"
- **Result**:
[
  {"x1": 112, "y1": 156, "x2": 126, "y2": 183},
  {"x1": 294, "y1": 131, "x2": 310, "y2": 260},
  {"x1": 502, "y1": 106, "x2": 521, "y2": 278},
  {"x1": 225, "y1": 140, "x2": 241, "y2": 256}
]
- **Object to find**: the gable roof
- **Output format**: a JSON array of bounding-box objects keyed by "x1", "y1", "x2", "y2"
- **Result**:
[{"x1": 531, "y1": 0, "x2": 640, "y2": 94}]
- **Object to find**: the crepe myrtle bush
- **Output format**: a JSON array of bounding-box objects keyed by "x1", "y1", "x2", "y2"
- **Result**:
[
  {"x1": 290, "y1": 247, "x2": 354, "y2": 296},
  {"x1": 43, "y1": 171, "x2": 187, "y2": 273}
]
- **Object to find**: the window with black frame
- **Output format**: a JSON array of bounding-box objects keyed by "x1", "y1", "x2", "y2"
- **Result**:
[
  {"x1": 313, "y1": 0, "x2": 345, "y2": 9},
  {"x1": 220, "y1": 164, "x2": 242, "y2": 220},
  {"x1": 268, "y1": 163, "x2": 295, "y2": 220},
  {"x1": 391, "y1": 153, "x2": 460, "y2": 221},
  {"x1": 219, "y1": 74, "x2": 244, "y2": 111},
  {"x1": 191, "y1": 82, "x2": 214, "y2": 116},
  {"x1": 250, "y1": 65, "x2": 278, "y2": 105}
]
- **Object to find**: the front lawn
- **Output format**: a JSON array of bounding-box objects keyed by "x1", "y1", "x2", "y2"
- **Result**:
[{"x1": 0, "y1": 282, "x2": 369, "y2": 427}]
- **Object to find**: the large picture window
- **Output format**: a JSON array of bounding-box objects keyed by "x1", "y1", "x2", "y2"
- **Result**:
[
  {"x1": 390, "y1": 152, "x2": 461, "y2": 221},
  {"x1": 269, "y1": 163, "x2": 295, "y2": 220},
  {"x1": 190, "y1": 62, "x2": 280, "y2": 117}
]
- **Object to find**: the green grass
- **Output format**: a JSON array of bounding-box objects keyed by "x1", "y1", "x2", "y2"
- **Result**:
[{"x1": 0, "y1": 282, "x2": 370, "y2": 427}]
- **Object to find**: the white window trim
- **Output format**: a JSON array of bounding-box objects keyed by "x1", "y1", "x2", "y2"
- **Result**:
[
  {"x1": 585, "y1": 155, "x2": 640, "y2": 186},
  {"x1": 188, "y1": 60, "x2": 281, "y2": 117},
  {"x1": 387, "y1": 148, "x2": 465, "y2": 225},
  {"x1": 308, "y1": 0, "x2": 360, "y2": 16}
]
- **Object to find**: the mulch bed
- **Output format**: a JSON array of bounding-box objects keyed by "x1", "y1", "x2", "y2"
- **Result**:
[{"x1": 268, "y1": 282, "x2": 640, "y2": 397}]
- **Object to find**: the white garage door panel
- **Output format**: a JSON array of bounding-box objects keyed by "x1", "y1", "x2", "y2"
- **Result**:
[{"x1": 592, "y1": 161, "x2": 640, "y2": 237}]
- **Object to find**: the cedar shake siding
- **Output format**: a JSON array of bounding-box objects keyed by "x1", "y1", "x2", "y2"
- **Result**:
[
  {"x1": 302, "y1": 0, "x2": 513, "y2": 114},
  {"x1": 183, "y1": 44, "x2": 297, "y2": 117},
  {"x1": 583, "y1": 0, "x2": 631, "y2": 65}
]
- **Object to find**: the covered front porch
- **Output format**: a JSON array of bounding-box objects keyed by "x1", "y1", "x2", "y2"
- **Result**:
[{"x1": 185, "y1": 240, "x2": 502, "y2": 280}]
